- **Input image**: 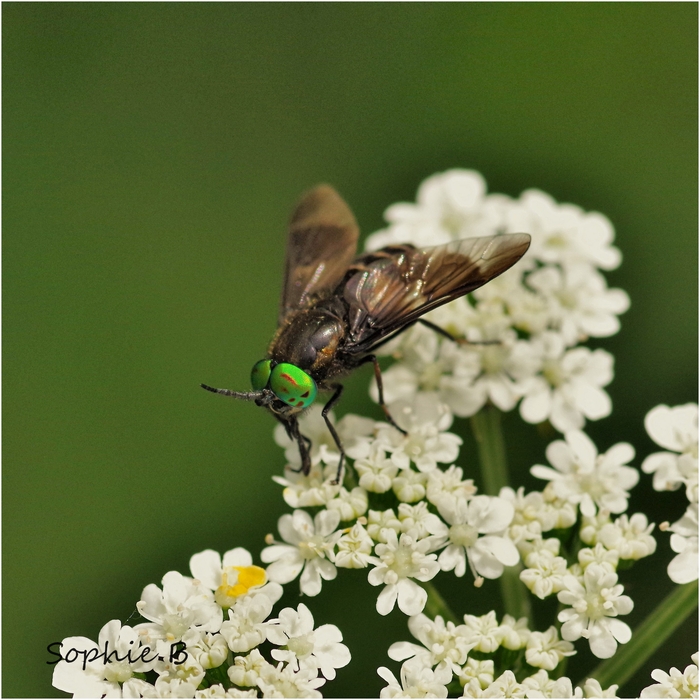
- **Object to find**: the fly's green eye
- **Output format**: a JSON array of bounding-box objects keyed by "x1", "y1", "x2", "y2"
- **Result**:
[
  {"x1": 269, "y1": 362, "x2": 317, "y2": 408},
  {"x1": 250, "y1": 359, "x2": 272, "y2": 391}
]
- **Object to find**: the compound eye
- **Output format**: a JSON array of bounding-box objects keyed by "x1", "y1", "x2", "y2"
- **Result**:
[
  {"x1": 269, "y1": 363, "x2": 317, "y2": 408},
  {"x1": 250, "y1": 359, "x2": 272, "y2": 391}
]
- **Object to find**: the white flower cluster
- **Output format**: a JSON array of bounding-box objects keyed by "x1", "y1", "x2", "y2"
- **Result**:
[
  {"x1": 270, "y1": 395, "x2": 657, "y2": 662},
  {"x1": 364, "y1": 168, "x2": 629, "y2": 434},
  {"x1": 642, "y1": 403, "x2": 699, "y2": 585},
  {"x1": 378, "y1": 611, "x2": 619, "y2": 698},
  {"x1": 52, "y1": 548, "x2": 350, "y2": 698},
  {"x1": 268, "y1": 397, "x2": 519, "y2": 617},
  {"x1": 506, "y1": 428, "x2": 661, "y2": 660}
]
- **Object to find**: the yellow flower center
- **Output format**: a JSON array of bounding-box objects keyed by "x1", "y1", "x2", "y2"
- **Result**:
[{"x1": 215, "y1": 565, "x2": 267, "y2": 608}]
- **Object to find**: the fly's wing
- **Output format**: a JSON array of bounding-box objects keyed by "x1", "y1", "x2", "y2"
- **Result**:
[
  {"x1": 341, "y1": 233, "x2": 531, "y2": 353},
  {"x1": 279, "y1": 185, "x2": 360, "y2": 324}
]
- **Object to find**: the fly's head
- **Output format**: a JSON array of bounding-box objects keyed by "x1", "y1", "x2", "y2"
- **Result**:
[{"x1": 250, "y1": 359, "x2": 317, "y2": 417}]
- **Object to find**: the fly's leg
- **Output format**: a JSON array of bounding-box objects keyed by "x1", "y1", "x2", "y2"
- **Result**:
[
  {"x1": 357, "y1": 355, "x2": 408, "y2": 436},
  {"x1": 322, "y1": 384, "x2": 347, "y2": 485},
  {"x1": 418, "y1": 318, "x2": 499, "y2": 346},
  {"x1": 296, "y1": 430, "x2": 313, "y2": 474},
  {"x1": 282, "y1": 416, "x2": 312, "y2": 475}
]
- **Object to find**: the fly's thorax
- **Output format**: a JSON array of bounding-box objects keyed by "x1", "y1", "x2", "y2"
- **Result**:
[{"x1": 268, "y1": 308, "x2": 346, "y2": 374}]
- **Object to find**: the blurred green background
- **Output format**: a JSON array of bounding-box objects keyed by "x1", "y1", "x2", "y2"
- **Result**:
[{"x1": 4, "y1": 3, "x2": 697, "y2": 697}]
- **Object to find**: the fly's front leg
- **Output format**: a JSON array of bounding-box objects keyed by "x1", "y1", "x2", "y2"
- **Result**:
[
  {"x1": 418, "y1": 318, "x2": 499, "y2": 346},
  {"x1": 322, "y1": 384, "x2": 347, "y2": 485},
  {"x1": 283, "y1": 416, "x2": 312, "y2": 475},
  {"x1": 358, "y1": 355, "x2": 407, "y2": 436}
]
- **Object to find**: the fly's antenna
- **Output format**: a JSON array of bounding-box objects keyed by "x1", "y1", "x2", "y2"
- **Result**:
[{"x1": 200, "y1": 384, "x2": 266, "y2": 402}]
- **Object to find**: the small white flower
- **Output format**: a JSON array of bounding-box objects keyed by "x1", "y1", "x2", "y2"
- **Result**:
[
  {"x1": 261, "y1": 509, "x2": 341, "y2": 596},
  {"x1": 256, "y1": 658, "x2": 326, "y2": 698},
  {"x1": 388, "y1": 613, "x2": 474, "y2": 674},
  {"x1": 598, "y1": 513, "x2": 657, "y2": 560},
  {"x1": 519, "y1": 539, "x2": 568, "y2": 600},
  {"x1": 181, "y1": 629, "x2": 229, "y2": 670},
  {"x1": 227, "y1": 648, "x2": 273, "y2": 687},
  {"x1": 51, "y1": 620, "x2": 157, "y2": 699},
  {"x1": 422, "y1": 343, "x2": 486, "y2": 420},
  {"x1": 580, "y1": 511, "x2": 613, "y2": 546},
  {"x1": 334, "y1": 522, "x2": 374, "y2": 569},
  {"x1": 442, "y1": 330, "x2": 537, "y2": 418},
  {"x1": 372, "y1": 319, "x2": 524, "y2": 423},
  {"x1": 367, "y1": 508, "x2": 403, "y2": 542},
  {"x1": 519, "y1": 535, "x2": 561, "y2": 561},
  {"x1": 153, "y1": 676, "x2": 201, "y2": 697},
  {"x1": 266, "y1": 603, "x2": 350, "y2": 680},
  {"x1": 498, "y1": 615, "x2": 531, "y2": 651},
  {"x1": 436, "y1": 495, "x2": 519, "y2": 580},
  {"x1": 427, "y1": 465, "x2": 477, "y2": 511},
  {"x1": 152, "y1": 648, "x2": 206, "y2": 692},
  {"x1": 577, "y1": 544, "x2": 619, "y2": 572},
  {"x1": 368, "y1": 529, "x2": 441, "y2": 616},
  {"x1": 475, "y1": 670, "x2": 524, "y2": 698},
  {"x1": 375, "y1": 394, "x2": 463, "y2": 473},
  {"x1": 640, "y1": 652, "x2": 699, "y2": 698},
  {"x1": 521, "y1": 669, "x2": 581, "y2": 698},
  {"x1": 643, "y1": 404, "x2": 698, "y2": 499},
  {"x1": 511, "y1": 189, "x2": 622, "y2": 271},
  {"x1": 219, "y1": 591, "x2": 274, "y2": 653},
  {"x1": 580, "y1": 677, "x2": 620, "y2": 698},
  {"x1": 519, "y1": 333, "x2": 614, "y2": 433},
  {"x1": 272, "y1": 469, "x2": 342, "y2": 509},
  {"x1": 326, "y1": 485, "x2": 368, "y2": 521},
  {"x1": 461, "y1": 678, "x2": 485, "y2": 697},
  {"x1": 462, "y1": 611, "x2": 502, "y2": 654},
  {"x1": 457, "y1": 658, "x2": 495, "y2": 689},
  {"x1": 365, "y1": 169, "x2": 493, "y2": 252},
  {"x1": 542, "y1": 484, "x2": 579, "y2": 529},
  {"x1": 377, "y1": 661, "x2": 453, "y2": 698},
  {"x1": 525, "y1": 626, "x2": 576, "y2": 671},
  {"x1": 498, "y1": 278, "x2": 552, "y2": 336},
  {"x1": 189, "y1": 548, "x2": 270, "y2": 609},
  {"x1": 355, "y1": 444, "x2": 400, "y2": 493},
  {"x1": 136, "y1": 571, "x2": 223, "y2": 640},
  {"x1": 557, "y1": 564, "x2": 633, "y2": 659},
  {"x1": 371, "y1": 325, "x2": 456, "y2": 401},
  {"x1": 532, "y1": 430, "x2": 638, "y2": 517},
  {"x1": 667, "y1": 502, "x2": 699, "y2": 584},
  {"x1": 499, "y1": 487, "x2": 555, "y2": 544},
  {"x1": 398, "y1": 501, "x2": 449, "y2": 539},
  {"x1": 526, "y1": 264, "x2": 629, "y2": 346},
  {"x1": 393, "y1": 468, "x2": 429, "y2": 503}
]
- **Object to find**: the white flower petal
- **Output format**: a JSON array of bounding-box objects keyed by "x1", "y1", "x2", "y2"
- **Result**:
[
  {"x1": 376, "y1": 584, "x2": 399, "y2": 616},
  {"x1": 189, "y1": 550, "x2": 223, "y2": 590},
  {"x1": 396, "y1": 579, "x2": 428, "y2": 616}
]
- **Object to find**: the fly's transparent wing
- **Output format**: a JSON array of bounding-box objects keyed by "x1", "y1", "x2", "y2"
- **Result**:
[
  {"x1": 279, "y1": 185, "x2": 360, "y2": 323},
  {"x1": 341, "y1": 233, "x2": 531, "y2": 353}
]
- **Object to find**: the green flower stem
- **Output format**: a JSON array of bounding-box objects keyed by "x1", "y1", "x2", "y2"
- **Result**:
[
  {"x1": 470, "y1": 404, "x2": 510, "y2": 498},
  {"x1": 588, "y1": 579, "x2": 699, "y2": 691},
  {"x1": 470, "y1": 404, "x2": 532, "y2": 622},
  {"x1": 423, "y1": 580, "x2": 459, "y2": 624},
  {"x1": 498, "y1": 563, "x2": 532, "y2": 621}
]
